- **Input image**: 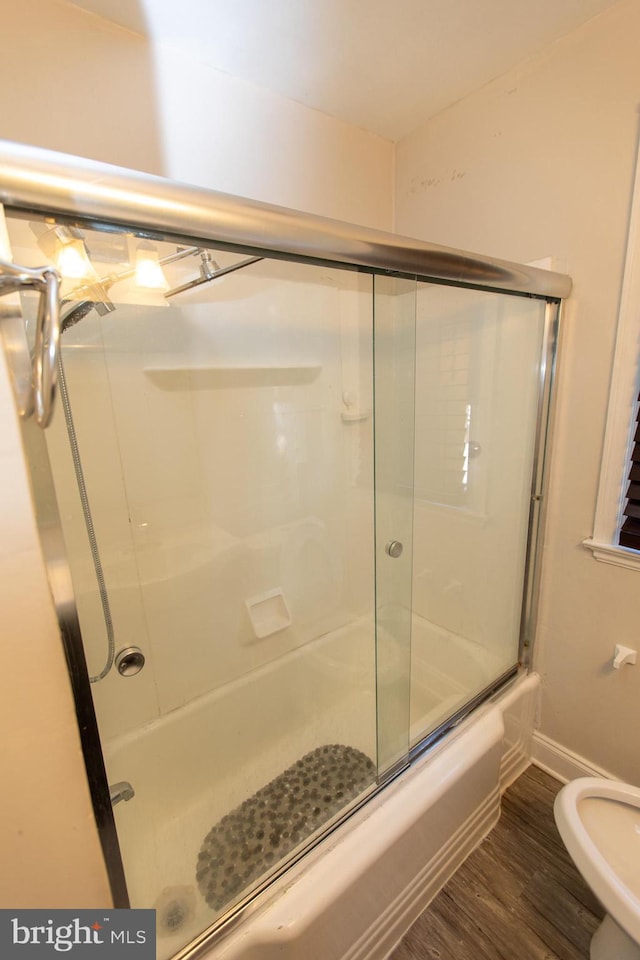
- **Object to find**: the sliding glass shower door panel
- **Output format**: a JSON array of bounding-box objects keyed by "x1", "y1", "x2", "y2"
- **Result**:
[
  {"x1": 6, "y1": 213, "x2": 389, "y2": 956},
  {"x1": 373, "y1": 275, "x2": 416, "y2": 776},
  {"x1": 410, "y1": 283, "x2": 546, "y2": 744}
]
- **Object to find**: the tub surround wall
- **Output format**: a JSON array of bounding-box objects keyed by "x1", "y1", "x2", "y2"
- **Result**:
[
  {"x1": 395, "y1": 0, "x2": 640, "y2": 784},
  {"x1": 35, "y1": 257, "x2": 374, "y2": 743}
]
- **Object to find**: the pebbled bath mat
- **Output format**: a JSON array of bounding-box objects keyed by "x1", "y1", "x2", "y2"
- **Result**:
[{"x1": 196, "y1": 743, "x2": 375, "y2": 910}]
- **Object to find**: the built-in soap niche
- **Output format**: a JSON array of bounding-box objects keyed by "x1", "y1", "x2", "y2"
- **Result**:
[{"x1": 245, "y1": 588, "x2": 293, "y2": 641}]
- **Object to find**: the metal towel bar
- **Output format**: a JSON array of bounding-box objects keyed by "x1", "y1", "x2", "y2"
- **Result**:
[{"x1": 0, "y1": 258, "x2": 61, "y2": 427}]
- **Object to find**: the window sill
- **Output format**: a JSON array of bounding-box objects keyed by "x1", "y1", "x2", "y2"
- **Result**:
[{"x1": 582, "y1": 538, "x2": 640, "y2": 572}]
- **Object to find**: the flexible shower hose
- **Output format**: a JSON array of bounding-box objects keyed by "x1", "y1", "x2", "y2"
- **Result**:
[{"x1": 57, "y1": 350, "x2": 115, "y2": 682}]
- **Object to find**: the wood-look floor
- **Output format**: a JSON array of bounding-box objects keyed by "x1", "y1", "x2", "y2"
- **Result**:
[{"x1": 390, "y1": 765, "x2": 604, "y2": 960}]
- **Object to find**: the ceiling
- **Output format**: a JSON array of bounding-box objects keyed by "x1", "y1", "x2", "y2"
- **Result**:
[{"x1": 69, "y1": 0, "x2": 620, "y2": 141}]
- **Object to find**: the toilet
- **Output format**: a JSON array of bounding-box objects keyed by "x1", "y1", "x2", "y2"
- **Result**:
[{"x1": 554, "y1": 777, "x2": 640, "y2": 959}]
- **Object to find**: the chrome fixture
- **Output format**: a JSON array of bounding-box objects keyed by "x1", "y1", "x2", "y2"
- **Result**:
[
  {"x1": 0, "y1": 258, "x2": 60, "y2": 427},
  {"x1": 56, "y1": 302, "x2": 116, "y2": 683},
  {"x1": 199, "y1": 249, "x2": 221, "y2": 279},
  {"x1": 109, "y1": 781, "x2": 135, "y2": 806},
  {"x1": 385, "y1": 540, "x2": 404, "y2": 559},
  {"x1": 0, "y1": 140, "x2": 571, "y2": 299},
  {"x1": 115, "y1": 646, "x2": 146, "y2": 677},
  {"x1": 61, "y1": 287, "x2": 115, "y2": 330},
  {"x1": 165, "y1": 254, "x2": 263, "y2": 298}
]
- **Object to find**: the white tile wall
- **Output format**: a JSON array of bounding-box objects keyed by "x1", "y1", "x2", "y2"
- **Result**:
[{"x1": 37, "y1": 256, "x2": 375, "y2": 741}]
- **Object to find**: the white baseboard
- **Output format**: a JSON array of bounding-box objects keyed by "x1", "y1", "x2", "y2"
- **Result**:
[{"x1": 531, "y1": 731, "x2": 616, "y2": 783}]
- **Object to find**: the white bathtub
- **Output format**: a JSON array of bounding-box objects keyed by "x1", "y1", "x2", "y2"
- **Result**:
[
  {"x1": 106, "y1": 619, "x2": 536, "y2": 960},
  {"x1": 408, "y1": 615, "x2": 503, "y2": 745},
  {"x1": 200, "y1": 673, "x2": 538, "y2": 960}
]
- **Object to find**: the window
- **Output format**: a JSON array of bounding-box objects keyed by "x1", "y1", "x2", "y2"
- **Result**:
[
  {"x1": 619, "y1": 394, "x2": 640, "y2": 549},
  {"x1": 584, "y1": 145, "x2": 640, "y2": 570}
]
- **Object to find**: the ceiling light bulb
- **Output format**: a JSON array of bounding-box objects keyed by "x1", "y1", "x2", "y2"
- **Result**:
[
  {"x1": 135, "y1": 243, "x2": 169, "y2": 290},
  {"x1": 56, "y1": 238, "x2": 97, "y2": 281}
]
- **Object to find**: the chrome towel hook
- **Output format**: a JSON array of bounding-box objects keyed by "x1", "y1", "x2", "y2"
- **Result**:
[{"x1": 0, "y1": 258, "x2": 61, "y2": 427}]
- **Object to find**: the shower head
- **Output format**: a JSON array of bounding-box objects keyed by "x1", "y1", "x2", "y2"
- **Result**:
[
  {"x1": 60, "y1": 300, "x2": 99, "y2": 333},
  {"x1": 165, "y1": 254, "x2": 263, "y2": 298},
  {"x1": 199, "y1": 250, "x2": 221, "y2": 279},
  {"x1": 61, "y1": 284, "x2": 115, "y2": 333}
]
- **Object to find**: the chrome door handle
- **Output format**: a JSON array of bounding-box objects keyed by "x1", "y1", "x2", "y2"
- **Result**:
[
  {"x1": 385, "y1": 540, "x2": 403, "y2": 559},
  {"x1": 0, "y1": 259, "x2": 61, "y2": 427}
]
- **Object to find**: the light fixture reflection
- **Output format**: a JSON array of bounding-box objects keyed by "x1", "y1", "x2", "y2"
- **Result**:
[
  {"x1": 29, "y1": 222, "x2": 97, "y2": 282},
  {"x1": 134, "y1": 242, "x2": 169, "y2": 291},
  {"x1": 56, "y1": 237, "x2": 97, "y2": 281}
]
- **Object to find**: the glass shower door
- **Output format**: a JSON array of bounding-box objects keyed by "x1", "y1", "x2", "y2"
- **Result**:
[
  {"x1": 373, "y1": 275, "x2": 416, "y2": 776},
  {"x1": 7, "y1": 203, "x2": 554, "y2": 952},
  {"x1": 409, "y1": 282, "x2": 547, "y2": 743},
  {"x1": 5, "y1": 212, "x2": 415, "y2": 956}
]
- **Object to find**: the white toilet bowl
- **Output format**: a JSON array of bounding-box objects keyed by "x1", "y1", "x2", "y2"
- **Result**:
[{"x1": 554, "y1": 777, "x2": 640, "y2": 960}]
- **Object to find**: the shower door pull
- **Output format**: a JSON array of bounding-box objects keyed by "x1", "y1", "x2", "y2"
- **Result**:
[
  {"x1": 385, "y1": 540, "x2": 404, "y2": 559},
  {"x1": 0, "y1": 258, "x2": 61, "y2": 427}
]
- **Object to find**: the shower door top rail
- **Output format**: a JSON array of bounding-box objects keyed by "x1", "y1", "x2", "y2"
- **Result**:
[{"x1": 0, "y1": 140, "x2": 571, "y2": 299}]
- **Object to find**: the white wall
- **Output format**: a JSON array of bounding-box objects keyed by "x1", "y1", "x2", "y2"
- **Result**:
[
  {"x1": 0, "y1": 0, "x2": 392, "y2": 909},
  {"x1": 395, "y1": 0, "x2": 640, "y2": 783},
  {"x1": 150, "y1": 42, "x2": 392, "y2": 226},
  {"x1": 0, "y1": 0, "x2": 393, "y2": 228}
]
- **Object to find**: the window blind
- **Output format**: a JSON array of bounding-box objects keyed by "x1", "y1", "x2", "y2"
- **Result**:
[{"x1": 619, "y1": 392, "x2": 640, "y2": 549}]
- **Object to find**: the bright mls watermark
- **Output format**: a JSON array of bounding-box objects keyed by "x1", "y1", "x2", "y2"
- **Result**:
[{"x1": 0, "y1": 910, "x2": 155, "y2": 958}]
